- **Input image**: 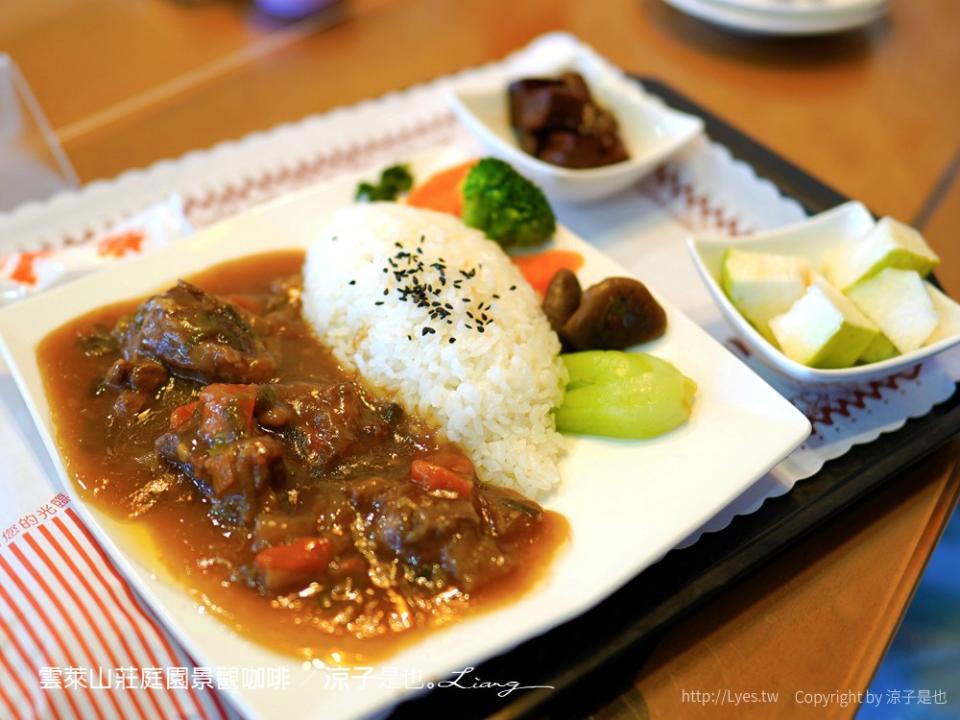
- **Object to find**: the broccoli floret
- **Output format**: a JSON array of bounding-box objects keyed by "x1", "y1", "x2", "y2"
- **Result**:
[{"x1": 461, "y1": 158, "x2": 556, "y2": 247}]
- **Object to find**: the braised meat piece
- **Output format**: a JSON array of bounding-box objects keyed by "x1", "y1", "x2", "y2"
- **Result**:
[
  {"x1": 115, "y1": 281, "x2": 277, "y2": 384},
  {"x1": 507, "y1": 71, "x2": 629, "y2": 169},
  {"x1": 104, "y1": 357, "x2": 169, "y2": 393},
  {"x1": 477, "y1": 484, "x2": 543, "y2": 537},
  {"x1": 156, "y1": 384, "x2": 284, "y2": 523},
  {"x1": 349, "y1": 475, "x2": 506, "y2": 591},
  {"x1": 255, "y1": 382, "x2": 392, "y2": 473}
]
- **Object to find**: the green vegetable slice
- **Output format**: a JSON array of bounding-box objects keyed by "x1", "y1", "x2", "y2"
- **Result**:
[{"x1": 556, "y1": 351, "x2": 696, "y2": 439}]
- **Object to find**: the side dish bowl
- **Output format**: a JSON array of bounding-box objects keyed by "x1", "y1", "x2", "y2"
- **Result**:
[
  {"x1": 688, "y1": 201, "x2": 960, "y2": 383},
  {"x1": 446, "y1": 46, "x2": 703, "y2": 203}
]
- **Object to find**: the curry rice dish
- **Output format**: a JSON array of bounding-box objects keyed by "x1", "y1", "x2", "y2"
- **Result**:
[{"x1": 37, "y1": 204, "x2": 569, "y2": 662}]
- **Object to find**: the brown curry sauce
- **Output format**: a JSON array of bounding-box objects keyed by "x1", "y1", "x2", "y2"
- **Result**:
[{"x1": 37, "y1": 251, "x2": 567, "y2": 664}]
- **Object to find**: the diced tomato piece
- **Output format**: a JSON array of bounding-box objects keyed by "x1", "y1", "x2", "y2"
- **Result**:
[
  {"x1": 511, "y1": 250, "x2": 584, "y2": 297},
  {"x1": 410, "y1": 459, "x2": 474, "y2": 496},
  {"x1": 169, "y1": 401, "x2": 200, "y2": 429},
  {"x1": 406, "y1": 160, "x2": 477, "y2": 216}
]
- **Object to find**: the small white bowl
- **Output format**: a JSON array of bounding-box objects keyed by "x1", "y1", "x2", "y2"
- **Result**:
[
  {"x1": 446, "y1": 47, "x2": 703, "y2": 203},
  {"x1": 687, "y1": 201, "x2": 960, "y2": 383}
]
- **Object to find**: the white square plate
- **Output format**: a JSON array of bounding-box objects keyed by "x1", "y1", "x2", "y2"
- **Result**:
[
  {"x1": 0, "y1": 153, "x2": 809, "y2": 720},
  {"x1": 446, "y1": 44, "x2": 703, "y2": 203},
  {"x1": 687, "y1": 201, "x2": 960, "y2": 384}
]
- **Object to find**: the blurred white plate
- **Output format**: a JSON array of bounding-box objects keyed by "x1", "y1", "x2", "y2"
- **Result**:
[
  {"x1": 446, "y1": 46, "x2": 702, "y2": 204},
  {"x1": 0, "y1": 153, "x2": 809, "y2": 720},
  {"x1": 688, "y1": 201, "x2": 960, "y2": 383},
  {"x1": 661, "y1": 0, "x2": 886, "y2": 35},
  {"x1": 709, "y1": 0, "x2": 886, "y2": 18}
]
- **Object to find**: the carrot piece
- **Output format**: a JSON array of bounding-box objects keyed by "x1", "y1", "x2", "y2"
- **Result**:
[
  {"x1": 254, "y1": 537, "x2": 333, "y2": 573},
  {"x1": 169, "y1": 401, "x2": 200, "y2": 429},
  {"x1": 406, "y1": 160, "x2": 477, "y2": 216},
  {"x1": 410, "y1": 459, "x2": 474, "y2": 496},
  {"x1": 254, "y1": 537, "x2": 333, "y2": 591},
  {"x1": 511, "y1": 250, "x2": 585, "y2": 297}
]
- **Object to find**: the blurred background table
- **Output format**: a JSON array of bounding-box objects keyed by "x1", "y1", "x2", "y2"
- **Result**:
[{"x1": 2, "y1": 0, "x2": 958, "y2": 717}]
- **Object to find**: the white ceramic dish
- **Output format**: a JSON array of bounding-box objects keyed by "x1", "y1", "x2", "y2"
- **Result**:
[
  {"x1": 445, "y1": 46, "x2": 703, "y2": 204},
  {"x1": 708, "y1": 0, "x2": 886, "y2": 18},
  {"x1": 661, "y1": 0, "x2": 886, "y2": 35},
  {"x1": 688, "y1": 201, "x2": 960, "y2": 384},
  {"x1": 0, "y1": 156, "x2": 809, "y2": 720}
]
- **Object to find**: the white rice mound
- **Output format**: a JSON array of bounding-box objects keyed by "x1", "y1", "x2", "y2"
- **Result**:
[{"x1": 302, "y1": 203, "x2": 566, "y2": 497}]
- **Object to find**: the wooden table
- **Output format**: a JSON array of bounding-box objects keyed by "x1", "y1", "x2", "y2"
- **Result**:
[{"x1": 3, "y1": 1, "x2": 959, "y2": 717}]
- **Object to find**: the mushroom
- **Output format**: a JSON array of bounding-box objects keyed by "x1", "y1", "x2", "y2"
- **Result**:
[
  {"x1": 542, "y1": 268, "x2": 582, "y2": 334},
  {"x1": 560, "y1": 277, "x2": 666, "y2": 350}
]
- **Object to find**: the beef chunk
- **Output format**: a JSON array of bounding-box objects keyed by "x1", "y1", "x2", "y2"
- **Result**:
[
  {"x1": 116, "y1": 281, "x2": 277, "y2": 384},
  {"x1": 202, "y1": 436, "x2": 285, "y2": 498},
  {"x1": 156, "y1": 384, "x2": 283, "y2": 523},
  {"x1": 477, "y1": 484, "x2": 543, "y2": 537},
  {"x1": 256, "y1": 382, "x2": 391, "y2": 473},
  {"x1": 105, "y1": 358, "x2": 168, "y2": 393},
  {"x1": 349, "y1": 476, "x2": 509, "y2": 591},
  {"x1": 508, "y1": 71, "x2": 629, "y2": 168},
  {"x1": 111, "y1": 390, "x2": 147, "y2": 421}
]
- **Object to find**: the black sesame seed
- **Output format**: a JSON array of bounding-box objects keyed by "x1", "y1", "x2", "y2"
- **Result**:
[
  {"x1": 348, "y1": 280, "x2": 356, "y2": 285},
  {"x1": 449, "y1": 337, "x2": 456, "y2": 344},
  {"x1": 510, "y1": 285, "x2": 517, "y2": 291},
  {"x1": 374, "y1": 301, "x2": 384, "y2": 306}
]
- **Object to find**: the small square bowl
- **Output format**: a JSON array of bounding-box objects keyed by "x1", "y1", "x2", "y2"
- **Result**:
[
  {"x1": 687, "y1": 201, "x2": 960, "y2": 383},
  {"x1": 445, "y1": 46, "x2": 703, "y2": 204}
]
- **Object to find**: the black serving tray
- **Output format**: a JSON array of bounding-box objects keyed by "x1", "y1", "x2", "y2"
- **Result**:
[{"x1": 386, "y1": 78, "x2": 960, "y2": 720}]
